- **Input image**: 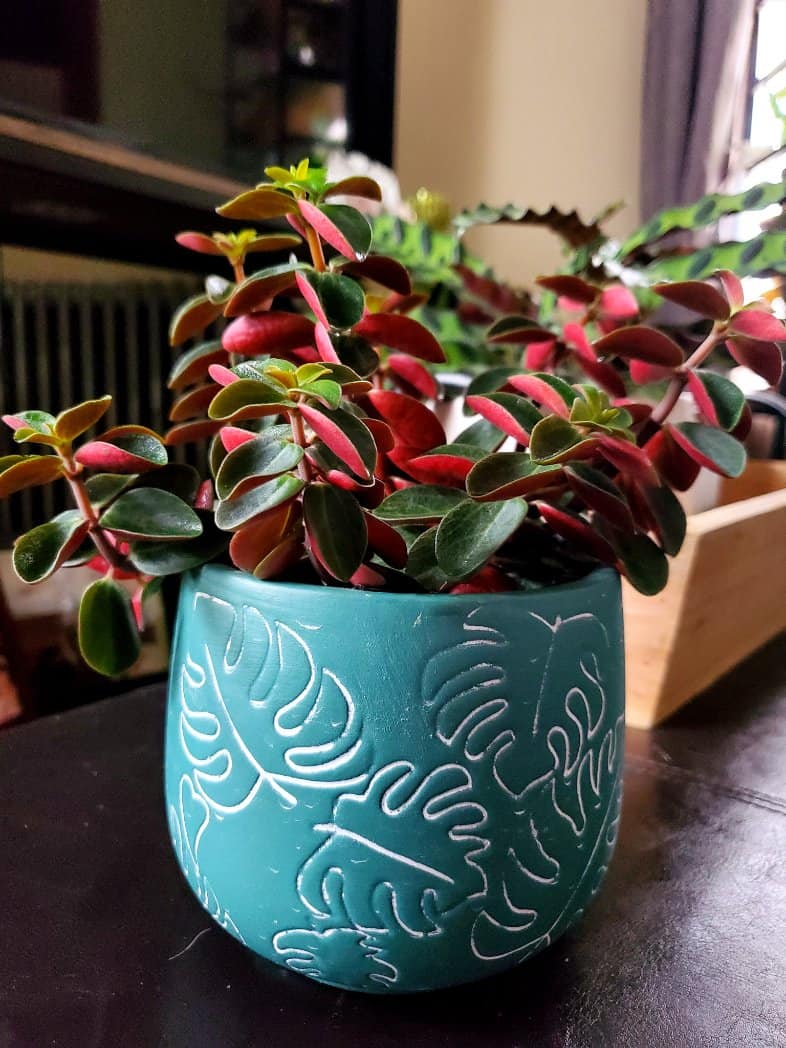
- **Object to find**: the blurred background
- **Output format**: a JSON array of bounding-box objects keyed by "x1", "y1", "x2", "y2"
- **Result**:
[{"x1": 0, "y1": 0, "x2": 784, "y2": 721}]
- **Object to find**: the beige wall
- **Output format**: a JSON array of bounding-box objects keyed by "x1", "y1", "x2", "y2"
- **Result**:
[{"x1": 394, "y1": 0, "x2": 648, "y2": 284}]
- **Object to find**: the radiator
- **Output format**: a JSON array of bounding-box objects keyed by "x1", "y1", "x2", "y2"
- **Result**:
[{"x1": 0, "y1": 279, "x2": 210, "y2": 546}]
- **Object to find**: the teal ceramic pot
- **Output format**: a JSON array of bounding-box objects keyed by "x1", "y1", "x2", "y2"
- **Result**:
[{"x1": 165, "y1": 564, "x2": 624, "y2": 993}]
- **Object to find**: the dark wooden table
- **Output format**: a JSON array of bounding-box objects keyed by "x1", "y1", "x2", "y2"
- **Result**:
[{"x1": 2, "y1": 637, "x2": 785, "y2": 1048}]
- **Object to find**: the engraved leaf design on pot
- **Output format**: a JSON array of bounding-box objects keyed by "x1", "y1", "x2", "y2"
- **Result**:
[
  {"x1": 421, "y1": 609, "x2": 550, "y2": 799},
  {"x1": 272, "y1": 927, "x2": 397, "y2": 990},
  {"x1": 178, "y1": 593, "x2": 369, "y2": 810},
  {"x1": 296, "y1": 761, "x2": 488, "y2": 937}
]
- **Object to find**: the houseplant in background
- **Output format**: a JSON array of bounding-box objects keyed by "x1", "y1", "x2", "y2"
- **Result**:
[{"x1": 1, "y1": 160, "x2": 784, "y2": 993}]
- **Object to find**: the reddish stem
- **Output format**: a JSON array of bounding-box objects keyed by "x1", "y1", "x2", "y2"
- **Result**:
[
  {"x1": 648, "y1": 322, "x2": 726, "y2": 428},
  {"x1": 59, "y1": 451, "x2": 138, "y2": 577}
]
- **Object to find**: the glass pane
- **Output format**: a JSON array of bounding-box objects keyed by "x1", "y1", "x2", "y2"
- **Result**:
[
  {"x1": 285, "y1": 78, "x2": 346, "y2": 147},
  {"x1": 750, "y1": 69, "x2": 786, "y2": 152},
  {"x1": 285, "y1": 5, "x2": 346, "y2": 78},
  {"x1": 755, "y1": 0, "x2": 786, "y2": 80}
]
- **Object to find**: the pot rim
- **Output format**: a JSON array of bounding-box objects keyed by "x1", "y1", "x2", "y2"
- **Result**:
[{"x1": 187, "y1": 562, "x2": 619, "y2": 609}]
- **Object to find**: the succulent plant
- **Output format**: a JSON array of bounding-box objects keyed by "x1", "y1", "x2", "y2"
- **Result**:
[{"x1": 2, "y1": 159, "x2": 784, "y2": 675}]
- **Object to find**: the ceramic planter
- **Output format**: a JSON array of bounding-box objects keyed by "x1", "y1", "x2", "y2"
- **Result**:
[{"x1": 165, "y1": 564, "x2": 624, "y2": 993}]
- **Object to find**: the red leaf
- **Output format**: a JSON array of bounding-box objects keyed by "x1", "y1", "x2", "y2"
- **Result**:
[
  {"x1": 717, "y1": 270, "x2": 744, "y2": 311},
  {"x1": 386, "y1": 354, "x2": 438, "y2": 399},
  {"x1": 614, "y1": 398, "x2": 652, "y2": 425},
  {"x1": 194, "y1": 480, "x2": 213, "y2": 510},
  {"x1": 286, "y1": 212, "x2": 308, "y2": 237},
  {"x1": 534, "y1": 501, "x2": 616, "y2": 563},
  {"x1": 466, "y1": 394, "x2": 534, "y2": 445},
  {"x1": 298, "y1": 200, "x2": 357, "y2": 260},
  {"x1": 507, "y1": 375, "x2": 571, "y2": 417},
  {"x1": 594, "y1": 326, "x2": 684, "y2": 367},
  {"x1": 597, "y1": 435, "x2": 658, "y2": 483},
  {"x1": 354, "y1": 313, "x2": 445, "y2": 363},
  {"x1": 599, "y1": 285, "x2": 639, "y2": 319},
  {"x1": 165, "y1": 419, "x2": 223, "y2": 445},
  {"x1": 349, "y1": 563, "x2": 386, "y2": 587},
  {"x1": 525, "y1": 339, "x2": 556, "y2": 370},
  {"x1": 404, "y1": 450, "x2": 476, "y2": 486},
  {"x1": 731, "y1": 401, "x2": 753, "y2": 441},
  {"x1": 2, "y1": 415, "x2": 25, "y2": 431},
  {"x1": 364, "y1": 512, "x2": 407, "y2": 568},
  {"x1": 208, "y1": 364, "x2": 239, "y2": 387},
  {"x1": 220, "y1": 426, "x2": 257, "y2": 452},
  {"x1": 291, "y1": 345, "x2": 320, "y2": 363},
  {"x1": 366, "y1": 389, "x2": 445, "y2": 449},
  {"x1": 380, "y1": 292, "x2": 429, "y2": 314},
  {"x1": 576, "y1": 355, "x2": 627, "y2": 398},
  {"x1": 729, "y1": 308, "x2": 786, "y2": 342},
  {"x1": 629, "y1": 359, "x2": 674, "y2": 384},
  {"x1": 295, "y1": 271, "x2": 328, "y2": 327},
  {"x1": 222, "y1": 313, "x2": 315, "y2": 357},
  {"x1": 175, "y1": 232, "x2": 223, "y2": 256},
  {"x1": 229, "y1": 503, "x2": 299, "y2": 573},
  {"x1": 727, "y1": 336, "x2": 784, "y2": 386},
  {"x1": 324, "y1": 176, "x2": 382, "y2": 202},
  {"x1": 685, "y1": 371, "x2": 718, "y2": 426},
  {"x1": 169, "y1": 384, "x2": 220, "y2": 422},
  {"x1": 341, "y1": 256, "x2": 411, "y2": 295},
  {"x1": 563, "y1": 322, "x2": 594, "y2": 362},
  {"x1": 314, "y1": 322, "x2": 341, "y2": 363},
  {"x1": 536, "y1": 274, "x2": 598, "y2": 303},
  {"x1": 361, "y1": 417, "x2": 394, "y2": 453},
  {"x1": 652, "y1": 280, "x2": 730, "y2": 320},
  {"x1": 74, "y1": 440, "x2": 159, "y2": 474},
  {"x1": 449, "y1": 566, "x2": 515, "y2": 594},
  {"x1": 644, "y1": 429, "x2": 700, "y2": 491},
  {"x1": 299, "y1": 404, "x2": 372, "y2": 479}
]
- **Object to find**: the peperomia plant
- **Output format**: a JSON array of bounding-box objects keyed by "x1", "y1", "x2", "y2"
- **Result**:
[{"x1": 2, "y1": 159, "x2": 785, "y2": 676}]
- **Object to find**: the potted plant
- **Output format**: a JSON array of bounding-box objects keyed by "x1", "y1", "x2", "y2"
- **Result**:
[{"x1": 2, "y1": 161, "x2": 783, "y2": 993}]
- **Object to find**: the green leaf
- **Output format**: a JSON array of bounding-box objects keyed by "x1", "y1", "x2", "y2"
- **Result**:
[
  {"x1": 74, "y1": 431, "x2": 168, "y2": 473},
  {"x1": 169, "y1": 293, "x2": 223, "y2": 346},
  {"x1": 374, "y1": 485, "x2": 468, "y2": 524},
  {"x1": 129, "y1": 515, "x2": 228, "y2": 576},
  {"x1": 453, "y1": 202, "x2": 607, "y2": 249},
  {"x1": 297, "y1": 379, "x2": 342, "y2": 409},
  {"x1": 613, "y1": 531, "x2": 669, "y2": 595},
  {"x1": 215, "y1": 436, "x2": 304, "y2": 499},
  {"x1": 100, "y1": 488, "x2": 203, "y2": 541},
  {"x1": 305, "y1": 271, "x2": 365, "y2": 329},
  {"x1": 529, "y1": 416, "x2": 584, "y2": 463},
  {"x1": 303, "y1": 483, "x2": 367, "y2": 581},
  {"x1": 208, "y1": 379, "x2": 291, "y2": 422},
  {"x1": 318, "y1": 204, "x2": 373, "y2": 257},
  {"x1": 404, "y1": 527, "x2": 449, "y2": 590},
  {"x1": 330, "y1": 334, "x2": 379, "y2": 377},
  {"x1": 689, "y1": 370, "x2": 746, "y2": 431},
  {"x1": 8, "y1": 410, "x2": 56, "y2": 434},
  {"x1": 78, "y1": 578, "x2": 141, "y2": 676},
  {"x1": 0, "y1": 455, "x2": 63, "y2": 497},
  {"x1": 130, "y1": 463, "x2": 201, "y2": 505},
  {"x1": 453, "y1": 417, "x2": 507, "y2": 452},
  {"x1": 643, "y1": 233, "x2": 786, "y2": 283},
  {"x1": 54, "y1": 396, "x2": 113, "y2": 441},
  {"x1": 619, "y1": 178, "x2": 786, "y2": 258},
  {"x1": 467, "y1": 453, "x2": 562, "y2": 500},
  {"x1": 216, "y1": 187, "x2": 299, "y2": 220},
  {"x1": 214, "y1": 474, "x2": 304, "y2": 530},
  {"x1": 167, "y1": 341, "x2": 225, "y2": 390},
  {"x1": 13, "y1": 510, "x2": 90, "y2": 583},
  {"x1": 436, "y1": 498, "x2": 527, "y2": 580},
  {"x1": 85, "y1": 473, "x2": 135, "y2": 508},
  {"x1": 671, "y1": 422, "x2": 747, "y2": 478},
  {"x1": 642, "y1": 485, "x2": 687, "y2": 557},
  {"x1": 463, "y1": 367, "x2": 523, "y2": 414}
]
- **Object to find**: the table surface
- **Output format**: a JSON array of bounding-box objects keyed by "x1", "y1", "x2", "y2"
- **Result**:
[{"x1": 2, "y1": 637, "x2": 785, "y2": 1048}]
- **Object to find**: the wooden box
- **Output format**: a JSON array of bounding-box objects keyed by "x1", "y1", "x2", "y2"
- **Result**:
[{"x1": 624, "y1": 460, "x2": 786, "y2": 728}]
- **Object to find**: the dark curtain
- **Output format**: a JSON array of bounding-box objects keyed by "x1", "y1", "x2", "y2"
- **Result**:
[{"x1": 641, "y1": 0, "x2": 757, "y2": 220}]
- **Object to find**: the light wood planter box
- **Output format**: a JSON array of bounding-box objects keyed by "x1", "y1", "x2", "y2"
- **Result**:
[{"x1": 624, "y1": 460, "x2": 786, "y2": 728}]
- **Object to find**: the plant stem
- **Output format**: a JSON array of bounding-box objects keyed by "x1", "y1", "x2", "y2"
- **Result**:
[
  {"x1": 59, "y1": 451, "x2": 136, "y2": 576},
  {"x1": 289, "y1": 407, "x2": 312, "y2": 482},
  {"x1": 648, "y1": 323, "x2": 726, "y2": 428},
  {"x1": 232, "y1": 260, "x2": 245, "y2": 284},
  {"x1": 305, "y1": 226, "x2": 327, "y2": 272}
]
